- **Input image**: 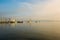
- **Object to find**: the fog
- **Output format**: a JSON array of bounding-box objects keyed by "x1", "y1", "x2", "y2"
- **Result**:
[{"x1": 31, "y1": 0, "x2": 60, "y2": 20}]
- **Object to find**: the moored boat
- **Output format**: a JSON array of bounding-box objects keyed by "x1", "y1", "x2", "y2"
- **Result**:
[{"x1": 17, "y1": 21, "x2": 23, "y2": 23}]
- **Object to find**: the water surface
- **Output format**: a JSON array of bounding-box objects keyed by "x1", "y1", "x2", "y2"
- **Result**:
[{"x1": 0, "y1": 21, "x2": 60, "y2": 40}]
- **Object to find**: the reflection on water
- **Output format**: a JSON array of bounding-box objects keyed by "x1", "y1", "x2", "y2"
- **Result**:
[{"x1": 0, "y1": 22, "x2": 60, "y2": 40}]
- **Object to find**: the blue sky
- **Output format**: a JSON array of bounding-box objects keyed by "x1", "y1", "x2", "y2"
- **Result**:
[
  {"x1": 0, "y1": 0, "x2": 47, "y2": 17},
  {"x1": 0, "y1": 0, "x2": 34, "y2": 17},
  {"x1": 0, "y1": 0, "x2": 17, "y2": 16}
]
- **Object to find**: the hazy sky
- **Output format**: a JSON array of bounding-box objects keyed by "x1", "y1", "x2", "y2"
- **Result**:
[{"x1": 0, "y1": 0, "x2": 60, "y2": 20}]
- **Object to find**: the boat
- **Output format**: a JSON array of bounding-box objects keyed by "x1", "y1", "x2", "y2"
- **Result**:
[
  {"x1": 9, "y1": 21, "x2": 15, "y2": 23},
  {"x1": 17, "y1": 21, "x2": 23, "y2": 23},
  {"x1": 27, "y1": 19, "x2": 32, "y2": 23}
]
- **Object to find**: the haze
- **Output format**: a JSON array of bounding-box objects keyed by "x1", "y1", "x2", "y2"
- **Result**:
[{"x1": 0, "y1": 0, "x2": 60, "y2": 20}]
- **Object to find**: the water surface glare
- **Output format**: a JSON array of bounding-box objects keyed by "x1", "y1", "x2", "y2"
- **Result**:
[{"x1": 0, "y1": 22, "x2": 60, "y2": 40}]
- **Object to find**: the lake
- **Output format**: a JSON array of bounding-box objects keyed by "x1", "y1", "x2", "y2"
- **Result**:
[{"x1": 0, "y1": 21, "x2": 60, "y2": 40}]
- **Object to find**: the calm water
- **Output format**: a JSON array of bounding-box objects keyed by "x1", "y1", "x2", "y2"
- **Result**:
[{"x1": 0, "y1": 22, "x2": 60, "y2": 40}]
